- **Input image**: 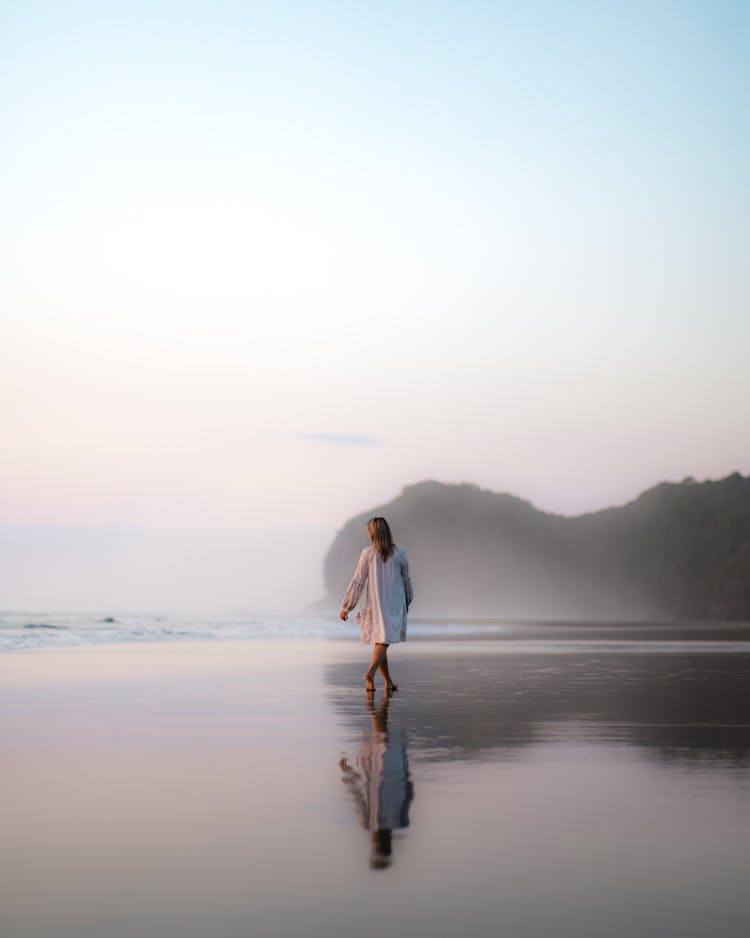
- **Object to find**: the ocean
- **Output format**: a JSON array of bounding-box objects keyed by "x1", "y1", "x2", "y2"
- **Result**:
[
  {"x1": 2, "y1": 610, "x2": 749, "y2": 652},
  {"x1": 0, "y1": 611, "x2": 518, "y2": 652}
]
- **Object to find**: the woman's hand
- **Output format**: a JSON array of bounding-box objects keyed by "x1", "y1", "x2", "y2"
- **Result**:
[{"x1": 339, "y1": 608, "x2": 349, "y2": 621}]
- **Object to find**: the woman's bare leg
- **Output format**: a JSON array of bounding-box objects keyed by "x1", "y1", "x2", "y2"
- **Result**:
[
  {"x1": 365, "y1": 643, "x2": 389, "y2": 692},
  {"x1": 378, "y1": 649, "x2": 398, "y2": 693}
]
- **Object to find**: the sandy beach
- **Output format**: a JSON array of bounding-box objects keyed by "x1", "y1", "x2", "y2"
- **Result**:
[{"x1": 2, "y1": 634, "x2": 750, "y2": 938}]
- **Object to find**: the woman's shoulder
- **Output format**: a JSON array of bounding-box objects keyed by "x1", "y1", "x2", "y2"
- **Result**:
[{"x1": 394, "y1": 544, "x2": 407, "y2": 556}]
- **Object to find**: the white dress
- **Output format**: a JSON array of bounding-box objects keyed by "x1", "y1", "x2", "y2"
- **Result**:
[{"x1": 341, "y1": 545, "x2": 413, "y2": 645}]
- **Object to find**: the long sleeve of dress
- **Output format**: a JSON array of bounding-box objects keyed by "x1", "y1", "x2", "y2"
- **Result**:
[
  {"x1": 341, "y1": 548, "x2": 370, "y2": 612},
  {"x1": 400, "y1": 549, "x2": 413, "y2": 607}
]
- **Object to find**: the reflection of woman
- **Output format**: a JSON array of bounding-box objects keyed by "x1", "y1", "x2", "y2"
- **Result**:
[
  {"x1": 339, "y1": 516, "x2": 413, "y2": 693},
  {"x1": 339, "y1": 694, "x2": 414, "y2": 869}
]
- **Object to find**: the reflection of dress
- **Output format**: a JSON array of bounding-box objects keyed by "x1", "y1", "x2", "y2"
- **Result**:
[
  {"x1": 341, "y1": 545, "x2": 413, "y2": 645},
  {"x1": 341, "y1": 729, "x2": 413, "y2": 832}
]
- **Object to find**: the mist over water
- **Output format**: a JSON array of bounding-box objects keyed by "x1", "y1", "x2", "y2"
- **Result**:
[
  {"x1": 0, "y1": 523, "x2": 332, "y2": 613},
  {"x1": 323, "y1": 476, "x2": 750, "y2": 621}
]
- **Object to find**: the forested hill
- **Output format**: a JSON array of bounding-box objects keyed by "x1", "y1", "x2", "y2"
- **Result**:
[{"x1": 322, "y1": 474, "x2": 750, "y2": 621}]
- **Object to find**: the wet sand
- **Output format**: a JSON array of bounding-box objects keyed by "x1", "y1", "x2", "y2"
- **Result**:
[{"x1": 2, "y1": 635, "x2": 750, "y2": 938}]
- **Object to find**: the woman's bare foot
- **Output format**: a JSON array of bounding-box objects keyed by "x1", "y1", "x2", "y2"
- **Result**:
[
  {"x1": 364, "y1": 674, "x2": 376, "y2": 693},
  {"x1": 386, "y1": 682, "x2": 398, "y2": 695}
]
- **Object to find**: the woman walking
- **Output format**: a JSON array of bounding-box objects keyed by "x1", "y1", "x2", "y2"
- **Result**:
[{"x1": 339, "y1": 517, "x2": 413, "y2": 694}]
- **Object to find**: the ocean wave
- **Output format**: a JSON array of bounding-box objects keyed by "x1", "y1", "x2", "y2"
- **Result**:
[
  {"x1": 0, "y1": 613, "x2": 351, "y2": 651},
  {"x1": 1, "y1": 613, "x2": 747, "y2": 653},
  {"x1": 0, "y1": 612, "x2": 513, "y2": 652}
]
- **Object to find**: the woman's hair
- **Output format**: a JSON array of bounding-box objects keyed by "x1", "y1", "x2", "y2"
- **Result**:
[{"x1": 367, "y1": 516, "x2": 396, "y2": 562}]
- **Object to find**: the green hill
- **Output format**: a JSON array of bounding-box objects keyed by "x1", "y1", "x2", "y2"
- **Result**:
[{"x1": 322, "y1": 474, "x2": 750, "y2": 621}]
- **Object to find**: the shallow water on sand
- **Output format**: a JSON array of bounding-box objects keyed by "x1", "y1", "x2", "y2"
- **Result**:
[{"x1": 2, "y1": 638, "x2": 749, "y2": 938}]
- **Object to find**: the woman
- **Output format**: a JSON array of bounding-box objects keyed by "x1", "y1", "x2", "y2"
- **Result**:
[{"x1": 339, "y1": 516, "x2": 413, "y2": 693}]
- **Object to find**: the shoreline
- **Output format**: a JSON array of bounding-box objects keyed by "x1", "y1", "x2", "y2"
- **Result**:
[{"x1": 2, "y1": 616, "x2": 750, "y2": 655}]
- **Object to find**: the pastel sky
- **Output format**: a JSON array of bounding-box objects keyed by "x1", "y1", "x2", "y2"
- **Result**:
[{"x1": 1, "y1": 2, "x2": 749, "y2": 608}]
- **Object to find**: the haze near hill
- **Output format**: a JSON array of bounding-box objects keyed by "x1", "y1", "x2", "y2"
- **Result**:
[{"x1": 323, "y1": 474, "x2": 750, "y2": 621}]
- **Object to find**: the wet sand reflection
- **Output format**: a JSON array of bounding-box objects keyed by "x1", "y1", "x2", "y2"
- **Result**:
[
  {"x1": 339, "y1": 694, "x2": 414, "y2": 869},
  {"x1": 327, "y1": 646, "x2": 750, "y2": 768}
]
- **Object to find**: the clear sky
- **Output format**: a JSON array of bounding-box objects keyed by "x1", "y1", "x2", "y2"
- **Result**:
[{"x1": 1, "y1": 2, "x2": 748, "y2": 608}]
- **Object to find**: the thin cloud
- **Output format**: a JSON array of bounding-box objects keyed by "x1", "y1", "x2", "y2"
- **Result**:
[{"x1": 272, "y1": 432, "x2": 383, "y2": 447}]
